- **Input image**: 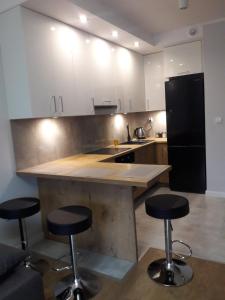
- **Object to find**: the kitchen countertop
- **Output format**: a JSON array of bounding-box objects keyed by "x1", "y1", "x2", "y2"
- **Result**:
[{"x1": 17, "y1": 137, "x2": 170, "y2": 187}]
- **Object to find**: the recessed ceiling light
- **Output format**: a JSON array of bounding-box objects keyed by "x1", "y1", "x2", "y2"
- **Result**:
[
  {"x1": 112, "y1": 30, "x2": 118, "y2": 38},
  {"x1": 85, "y1": 39, "x2": 90, "y2": 44},
  {"x1": 170, "y1": 59, "x2": 174, "y2": 62},
  {"x1": 79, "y1": 14, "x2": 87, "y2": 24},
  {"x1": 179, "y1": 63, "x2": 184, "y2": 66},
  {"x1": 50, "y1": 26, "x2": 56, "y2": 31},
  {"x1": 134, "y1": 41, "x2": 139, "y2": 48}
]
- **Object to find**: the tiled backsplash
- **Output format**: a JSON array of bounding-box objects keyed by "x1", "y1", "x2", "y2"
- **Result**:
[{"x1": 11, "y1": 111, "x2": 167, "y2": 169}]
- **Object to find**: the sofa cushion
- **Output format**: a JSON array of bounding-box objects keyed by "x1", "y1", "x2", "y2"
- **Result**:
[{"x1": 0, "y1": 244, "x2": 27, "y2": 280}]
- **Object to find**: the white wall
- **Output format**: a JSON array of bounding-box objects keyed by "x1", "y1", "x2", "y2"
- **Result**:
[
  {"x1": 0, "y1": 48, "x2": 42, "y2": 247},
  {"x1": 203, "y1": 21, "x2": 225, "y2": 196}
]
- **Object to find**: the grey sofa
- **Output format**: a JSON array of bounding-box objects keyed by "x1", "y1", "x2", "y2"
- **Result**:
[{"x1": 0, "y1": 244, "x2": 44, "y2": 300}]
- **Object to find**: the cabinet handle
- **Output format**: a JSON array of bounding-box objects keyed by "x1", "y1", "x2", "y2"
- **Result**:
[
  {"x1": 91, "y1": 97, "x2": 95, "y2": 113},
  {"x1": 59, "y1": 96, "x2": 64, "y2": 113},
  {"x1": 129, "y1": 99, "x2": 132, "y2": 112},
  {"x1": 50, "y1": 96, "x2": 57, "y2": 113},
  {"x1": 118, "y1": 99, "x2": 122, "y2": 112}
]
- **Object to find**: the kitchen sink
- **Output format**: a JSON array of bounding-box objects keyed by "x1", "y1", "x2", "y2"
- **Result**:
[{"x1": 120, "y1": 140, "x2": 152, "y2": 145}]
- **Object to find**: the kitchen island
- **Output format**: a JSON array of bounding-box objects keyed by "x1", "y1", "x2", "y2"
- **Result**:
[{"x1": 17, "y1": 138, "x2": 170, "y2": 263}]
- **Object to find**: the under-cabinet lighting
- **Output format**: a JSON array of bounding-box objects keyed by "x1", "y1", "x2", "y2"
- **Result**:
[
  {"x1": 134, "y1": 41, "x2": 139, "y2": 48},
  {"x1": 114, "y1": 114, "x2": 124, "y2": 129},
  {"x1": 112, "y1": 30, "x2": 118, "y2": 38},
  {"x1": 111, "y1": 47, "x2": 115, "y2": 52},
  {"x1": 38, "y1": 119, "x2": 60, "y2": 144},
  {"x1": 79, "y1": 14, "x2": 87, "y2": 24},
  {"x1": 85, "y1": 39, "x2": 90, "y2": 44},
  {"x1": 50, "y1": 26, "x2": 56, "y2": 31}
]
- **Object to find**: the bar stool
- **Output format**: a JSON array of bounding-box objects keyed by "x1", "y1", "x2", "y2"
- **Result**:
[
  {"x1": 0, "y1": 197, "x2": 40, "y2": 251},
  {"x1": 145, "y1": 194, "x2": 193, "y2": 287},
  {"x1": 0, "y1": 197, "x2": 48, "y2": 274},
  {"x1": 47, "y1": 205, "x2": 101, "y2": 300}
]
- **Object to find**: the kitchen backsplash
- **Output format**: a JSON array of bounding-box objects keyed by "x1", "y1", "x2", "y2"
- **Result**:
[{"x1": 11, "y1": 110, "x2": 167, "y2": 169}]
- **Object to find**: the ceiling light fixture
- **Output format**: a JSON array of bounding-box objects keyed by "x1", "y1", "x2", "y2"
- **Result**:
[
  {"x1": 85, "y1": 39, "x2": 90, "y2": 44},
  {"x1": 79, "y1": 14, "x2": 87, "y2": 24},
  {"x1": 112, "y1": 30, "x2": 118, "y2": 38},
  {"x1": 50, "y1": 26, "x2": 56, "y2": 31},
  {"x1": 134, "y1": 41, "x2": 139, "y2": 48},
  {"x1": 179, "y1": 0, "x2": 189, "y2": 10}
]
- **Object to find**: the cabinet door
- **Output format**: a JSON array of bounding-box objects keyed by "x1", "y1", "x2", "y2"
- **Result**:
[
  {"x1": 23, "y1": 9, "x2": 56, "y2": 118},
  {"x1": 144, "y1": 52, "x2": 165, "y2": 111},
  {"x1": 24, "y1": 9, "x2": 94, "y2": 118},
  {"x1": 50, "y1": 21, "x2": 94, "y2": 116},
  {"x1": 116, "y1": 49, "x2": 145, "y2": 113},
  {"x1": 156, "y1": 143, "x2": 169, "y2": 183},
  {"x1": 164, "y1": 41, "x2": 202, "y2": 78},
  {"x1": 135, "y1": 144, "x2": 156, "y2": 164}
]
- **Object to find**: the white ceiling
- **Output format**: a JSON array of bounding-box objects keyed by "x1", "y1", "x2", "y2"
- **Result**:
[
  {"x1": 23, "y1": 0, "x2": 158, "y2": 54},
  {"x1": 21, "y1": 0, "x2": 225, "y2": 54},
  {"x1": 85, "y1": 0, "x2": 225, "y2": 34}
]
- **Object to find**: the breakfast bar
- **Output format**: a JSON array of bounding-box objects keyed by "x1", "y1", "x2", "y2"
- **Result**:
[{"x1": 17, "y1": 140, "x2": 170, "y2": 263}]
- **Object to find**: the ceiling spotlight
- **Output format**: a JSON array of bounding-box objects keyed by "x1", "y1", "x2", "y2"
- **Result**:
[
  {"x1": 50, "y1": 26, "x2": 56, "y2": 31},
  {"x1": 79, "y1": 14, "x2": 87, "y2": 24},
  {"x1": 112, "y1": 30, "x2": 118, "y2": 38},
  {"x1": 85, "y1": 39, "x2": 90, "y2": 44},
  {"x1": 179, "y1": 0, "x2": 189, "y2": 9},
  {"x1": 134, "y1": 41, "x2": 139, "y2": 48}
]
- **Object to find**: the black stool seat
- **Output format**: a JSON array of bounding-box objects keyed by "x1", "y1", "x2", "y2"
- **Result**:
[
  {"x1": 47, "y1": 206, "x2": 92, "y2": 236},
  {"x1": 145, "y1": 194, "x2": 189, "y2": 219},
  {"x1": 0, "y1": 198, "x2": 40, "y2": 219}
]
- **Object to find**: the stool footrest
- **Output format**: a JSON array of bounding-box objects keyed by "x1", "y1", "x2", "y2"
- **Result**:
[
  {"x1": 172, "y1": 239, "x2": 192, "y2": 260},
  {"x1": 52, "y1": 265, "x2": 72, "y2": 272}
]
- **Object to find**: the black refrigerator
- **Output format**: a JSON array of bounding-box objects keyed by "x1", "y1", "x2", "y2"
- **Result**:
[{"x1": 165, "y1": 73, "x2": 206, "y2": 193}]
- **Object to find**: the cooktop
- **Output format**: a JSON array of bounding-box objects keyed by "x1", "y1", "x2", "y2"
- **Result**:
[{"x1": 87, "y1": 147, "x2": 131, "y2": 155}]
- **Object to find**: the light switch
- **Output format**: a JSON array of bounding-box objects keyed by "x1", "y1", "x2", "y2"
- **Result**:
[{"x1": 214, "y1": 116, "x2": 223, "y2": 124}]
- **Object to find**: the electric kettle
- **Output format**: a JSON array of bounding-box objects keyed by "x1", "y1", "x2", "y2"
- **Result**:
[{"x1": 134, "y1": 127, "x2": 146, "y2": 139}]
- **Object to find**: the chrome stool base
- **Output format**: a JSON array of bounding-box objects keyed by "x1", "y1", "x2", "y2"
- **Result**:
[
  {"x1": 55, "y1": 268, "x2": 101, "y2": 300},
  {"x1": 147, "y1": 258, "x2": 193, "y2": 287},
  {"x1": 25, "y1": 255, "x2": 50, "y2": 275}
]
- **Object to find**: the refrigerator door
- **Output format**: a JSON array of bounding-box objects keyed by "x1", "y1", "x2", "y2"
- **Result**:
[
  {"x1": 165, "y1": 73, "x2": 205, "y2": 146},
  {"x1": 168, "y1": 146, "x2": 206, "y2": 193}
]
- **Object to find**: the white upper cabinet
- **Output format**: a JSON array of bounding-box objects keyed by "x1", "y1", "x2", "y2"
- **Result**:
[
  {"x1": 144, "y1": 52, "x2": 165, "y2": 111},
  {"x1": 0, "y1": 7, "x2": 146, "y2": 119},
  {"x1": 164, "y1": 41, "x2": 202, "y2": 78},
  {"x1": 22, "y1": 9, "x2": 94, "y2": 118}
]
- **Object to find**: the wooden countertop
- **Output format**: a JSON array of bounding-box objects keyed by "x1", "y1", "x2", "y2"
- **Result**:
[{"x1": 17, "y1": 137, "x2": 170, "y2": 187}]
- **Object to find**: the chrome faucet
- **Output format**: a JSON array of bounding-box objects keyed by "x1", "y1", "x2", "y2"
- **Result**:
[{"x1": 127, "y1": 124, "x2": 131, "y2": 142}]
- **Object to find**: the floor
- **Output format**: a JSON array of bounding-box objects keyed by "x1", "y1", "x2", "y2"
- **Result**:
[
  {"x1": 135, "y1": 186, "x2": 225, "y2": 264},
  {"x1": 38, "y1": 185, "x2": 225, "y2": 299},
  {"x1": 43, "y1": 248, "x2": 225, "y2": 300},
  {"x1": 32, "y1": 239, "x2": 134, "y2": 280}
]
